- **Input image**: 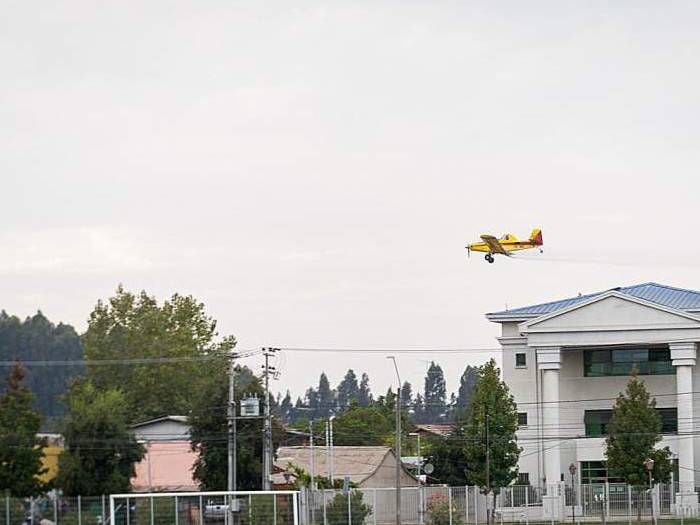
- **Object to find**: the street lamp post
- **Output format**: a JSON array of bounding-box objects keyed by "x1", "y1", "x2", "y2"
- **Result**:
[
  {"x1": 644, "y1": 458, "x2": 656, "y2": 525},
  {"x1": 569, "y1": 463, "x2": 577, "y2": 525},
  {"x1": 387, "y1": 356, "x2": 402, "y2": 525}
]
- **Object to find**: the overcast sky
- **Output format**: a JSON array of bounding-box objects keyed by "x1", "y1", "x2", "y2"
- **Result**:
[{"x1": 2, "y1": 1, "x2": 700, "y2": 400}]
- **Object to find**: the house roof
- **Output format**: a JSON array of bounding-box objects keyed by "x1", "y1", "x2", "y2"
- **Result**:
[
  {"x1": 414, "y1": 424, "x2": 453, "y2": 437},
  {"x1": 131, "y1": 415, "x2": 189, "y2": 428},
  {"x1": 487, "y1": 283, "x2": 700, "y2": 322},
  {"x1": 273, "y1": 446, "x2": 396, "y2": 485}
]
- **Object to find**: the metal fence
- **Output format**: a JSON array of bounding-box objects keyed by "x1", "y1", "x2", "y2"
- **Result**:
[{"x1": 3, "y1": 485, "x2": 700, "y2": 525}]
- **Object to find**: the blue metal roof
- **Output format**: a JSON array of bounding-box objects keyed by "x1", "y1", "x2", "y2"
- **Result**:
[{"x1": 488, "y1": 282, "x2": 700, "y2": 320}]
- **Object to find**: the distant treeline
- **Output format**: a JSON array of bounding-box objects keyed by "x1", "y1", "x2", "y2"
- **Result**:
[
  {"x1": 0, "y1": 311, "x2": 84, "y2": 426},
  {"x1": 274, "y1": 361, "x2": 481, "y2": 425}
]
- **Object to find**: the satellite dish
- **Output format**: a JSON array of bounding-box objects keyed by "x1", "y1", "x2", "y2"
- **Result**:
[{"x1": 423, "y1": 463, "x2": 434, "y2": 475}]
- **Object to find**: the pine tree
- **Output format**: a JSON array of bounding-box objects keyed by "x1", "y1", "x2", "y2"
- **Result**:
[
  {"x1": 337, "y1": 369, "x2": 360, "y2": 410},
  {"x1": 463, "y1": 359, "x2": 520, "y2": 520},
  {"x1": 455, "y1": 365, "x2": 479, "y2": 417},
  {"x1": 412, "y1": 393, "x2": 425, "y2": 423},
  {"x1": 358, "y1": 373, "x2": 373, "y2": 407},
  {"x1": 423, "y1": 362, "x2": 447, "y2": 423},
  {"x1": 605, "y1": 372, "x2": 673, "y2": 486},
  {"x1": 315, "y1": 373, "x2": 335, "y2": 418},
  {"x1": 400, "y1": 381, "x2": 413, "y2": 410},
  {"x1": 279, "y1": 390, "x2": 293, "y2": 422},
  {"x1": 0, "y1": 364, "x2": 46, "y2": 496}
]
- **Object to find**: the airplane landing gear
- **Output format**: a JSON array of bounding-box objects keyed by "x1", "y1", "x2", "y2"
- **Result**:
[{"x1": 485, "y1": 253, "x2": 495, "y2": 263}]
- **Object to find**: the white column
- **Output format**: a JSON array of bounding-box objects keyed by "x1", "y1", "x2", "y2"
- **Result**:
[
  {"x1": 537, "y1": 347, "x2": 562, "y2": 486},
  {"x1": 670, "y1": 342, "x2": 699, "y2": 511},
  {"x1": 537, "y1": 347, "x2": 563, "y2": 520}
]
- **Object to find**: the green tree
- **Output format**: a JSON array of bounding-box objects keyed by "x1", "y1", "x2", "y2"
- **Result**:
[
  {"x1": 401, "y1": 381, "x2": 413, "y2": 410},
  {"x1": 56, "y1": 380, "x2": 145, "y2": 496},
  {"x1": 424, "y1": 362, "x2": 447, "y2": 423},
  {"x1": 605, "y1": 372, "x2": 673, "y2": 486},
  {"x1": 0, "y1": 311, "x2": 84, "y2": 423},
  {"x1": 463, "y1": 359, "x2": 520, "y2": 520},
  {"x1": 357, "y1": 373, "x2": 372, "y2": 407},
  {"x1": 428, "y1": 424, "x2": 469, "y2": 486},
  {"x1": 189, "y1": 365, "x2": 284, "y2": 490},
  {"x1": 455, "y1": 365, "x2": 478, "y2": 418},
  {"x1": 0, "y1": 364, "x2": 46, "y2": 496},
  {"x1": 316, "y1": 373, "x2": 335, "y2": 418},
  {"x1": 327, "y1": 404, "x2": 394, "y2": 446},
  {"x1": 336, "y1": 369, "x2": 360, "y2": 409},
  {"x1": 82, "y1": 286, "x2": 235, "y2": 423}
]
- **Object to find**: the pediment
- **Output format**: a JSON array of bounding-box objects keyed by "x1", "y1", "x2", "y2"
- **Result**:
[{"x1": 521, "y1": 291, "x2": 700, "y2": 334}]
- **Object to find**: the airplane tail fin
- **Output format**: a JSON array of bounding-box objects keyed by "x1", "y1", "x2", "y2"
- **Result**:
[{"x1": 529, "y1": 228, "x2": 543, "y2": 245}]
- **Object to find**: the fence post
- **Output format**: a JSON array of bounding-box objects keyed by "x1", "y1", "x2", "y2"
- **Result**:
[
  {"x1": 102, "y1": 495, "x2": 106, "y2": 524},
  {"x1": 372, "y1": 489, "x2": 377, "y2": 525},
  {"x1": 347, "y1": 492, "x2": 351, "y2": 525},
  {"x1": 448, "y1": 487, "x2": 453, "y2": 525},
  {"x1": 525, "y1": 485, "x2": 529, "y2": 525},
  {"x1": 53, "y1": 496, "x2": 58, "y2": 524},
  {"x1": 78, "y1": 495, "x2": 82, "y2": 525},
  {"x1": 323, "y1": 490, "x2": 327, "y2": 525},
  {"x1": 109, "y1": 496, "x2": 116, "y2": 525},
  {"x1": 273, "y1": 494, "x2": 278, "y2": 525},
  {"x1": 5, "y1": 495, "x2": 9, "y2": 525},
  {"x1": 293, "y1": 492, "x2": 299, "y2": 525},
  {"x1": 474, "y1": 486, "x2": 479, "y2": 525},
  {"x1": 627, "y1": 485, "x2": 632, "y2": 525}
]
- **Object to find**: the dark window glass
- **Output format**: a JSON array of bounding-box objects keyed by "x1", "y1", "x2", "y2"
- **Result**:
[
  {"x1": 517, "y1": 473, "x2": 530, "y2": 485},
  {"x1": 515, "y1": 353, "x2": 527, "y2": 367},
  {"x1": 518, "y1": 412, "x2": 528, "y2": 426},
  {"x1": 584, "y1": 410, "x2": 613, "y2": 437},
  {"x1": 583, "y1": 347, "x2": 672, "y2": 377},
  {"x1": 585, "y1": 408, "x2": 677, "y2": 436}
]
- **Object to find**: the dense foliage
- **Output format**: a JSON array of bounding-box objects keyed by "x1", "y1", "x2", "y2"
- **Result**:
[
  {"x1": 605, "y1": 372, "x2": 673, "y2": 485},
  {"x1": 189, "y1": 364, "x2": 285, "y2": 490},
  {"x1": 56, "y1": 380, "x2": 145, "y2": 496},
  {"x1": 0, "y1": 364, "x2": 46, "y2": 496},
  {"x1": 82, "y1": 286, "x2": 235, "y2": 423},
  {"x1": 463, "y1": 359, "x2": 520, "y2": 492},
  {"x1": 0, "y1": 311, "x2": 83, "y2": 423}
]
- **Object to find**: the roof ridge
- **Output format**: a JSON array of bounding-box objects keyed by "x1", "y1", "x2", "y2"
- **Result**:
[{"x1": 623, "y1": 282, "x2": 700, "y2": 295}]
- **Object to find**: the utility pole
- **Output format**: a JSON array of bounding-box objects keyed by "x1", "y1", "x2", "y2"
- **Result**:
[
  {"x1": 261, "y1": 348, "x2": 278, "y2": 491},
  {"x1": 329, "y1": 415, "x2": 336, "y2": 482},
  {"x1": 227, "y1": 351, "x2": 237, "y2": 492},
  {"x1": 485, "y1": 410, "x2": 491, "y2": 525},
  {"x1": 395, "y1": 385, "x2": 402, "y2": 525},
  {"x1": 387, "y1": 356, "x2": 402, "y2": 525},
  {"x1": 309, "y1": 420, "x2": 315, "y2": 489}
]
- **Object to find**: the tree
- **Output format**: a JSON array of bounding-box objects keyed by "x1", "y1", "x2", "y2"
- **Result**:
[
  {"x1": 316, "y1": 373, "x2": 335, "y2": 418},
  {"x1": 424, "y1": 362, "x2": 447, "y2": 423},
  {"x1": 358, "y1": 373, "x2": 372, "y2": 407},
  {"x1": 463, "y1": 360, "x2": 520, "y2": 521},
  {"x1": 336, "y1": 369, "x2": 360, "y2": 409},
  {"x1": 455, "y1": 365, "x2": 479, "y2": 418},
  {"x1": 189, "y1": 365, "x2": 284, "y2": 490},
  {"x1": 82, "y1": 286, "x2": 235, "y2": 423},
  {"x1": 0, "y1": 311, "x2": 84, "y2": 424},
  {"x1": 326, "y1": 404, "x2": 394, "y2": 446},
  {"x1": 412, "y1": 393, "x2": 425, "y2": 423},
  {"x1": 56, "y1": 380, "x2": 145, "y2": 496},
  {"x1": 428, "y1": 425, "x2": 469, "y2": 486},
  {"x1": 401, "y1": 381, "x2": 413, "y2": 410},
  {"x1": 605, "y1": 372, "x2": 673, "y2": 486},
  {"x1": 279, "y1": 390, "x2": 294, "y2": 422},
  {"x1": 0, "y1": 364, "x2": 46, "y2": 496}
]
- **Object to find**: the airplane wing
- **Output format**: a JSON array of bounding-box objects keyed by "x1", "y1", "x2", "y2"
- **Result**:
[{"x1": 480, "y1": 235, "x2": 508, "y2": 255}]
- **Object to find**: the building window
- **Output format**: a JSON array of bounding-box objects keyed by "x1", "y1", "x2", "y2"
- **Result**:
[
  {"x1": 515, "y1": 353, "x2": 527, "y2": 368},
  {"x1": 584, "y1": 408, "x2": 677, "y2": 437},
  {"x1": 517, "y1": 412, "x2": 528, "y2": 426},
  {"x1": 583, "y1": 347, "x2": 673, "y2": 377},
  {"x1": 517, "y1": 472, "x2": 530, "y2": 485},
  {"x1": 580, "y1": 461, "x2": 625, "y2": 484}
]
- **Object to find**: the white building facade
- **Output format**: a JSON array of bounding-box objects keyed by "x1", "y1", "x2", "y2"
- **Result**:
[{"x1": 488, "y1": 283, "x2": 700, "y2": 512}]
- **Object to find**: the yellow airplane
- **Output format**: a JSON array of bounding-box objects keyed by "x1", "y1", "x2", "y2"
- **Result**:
[{"x1": 467, "y1": 228, "x2": 543, "y2": 263}]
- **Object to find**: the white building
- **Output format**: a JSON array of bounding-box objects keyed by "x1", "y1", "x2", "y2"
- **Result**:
[{"x1": 488, "y1": 282, "x2": 700, "y2": 509}]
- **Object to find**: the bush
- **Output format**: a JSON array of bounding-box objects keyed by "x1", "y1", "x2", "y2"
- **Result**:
[
  {"x1": 426, "y1": 493, "x2": 464, "y2": 525},
  {"x1": 325, "y1": 491, "x2": 372, "y2": 525}
]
